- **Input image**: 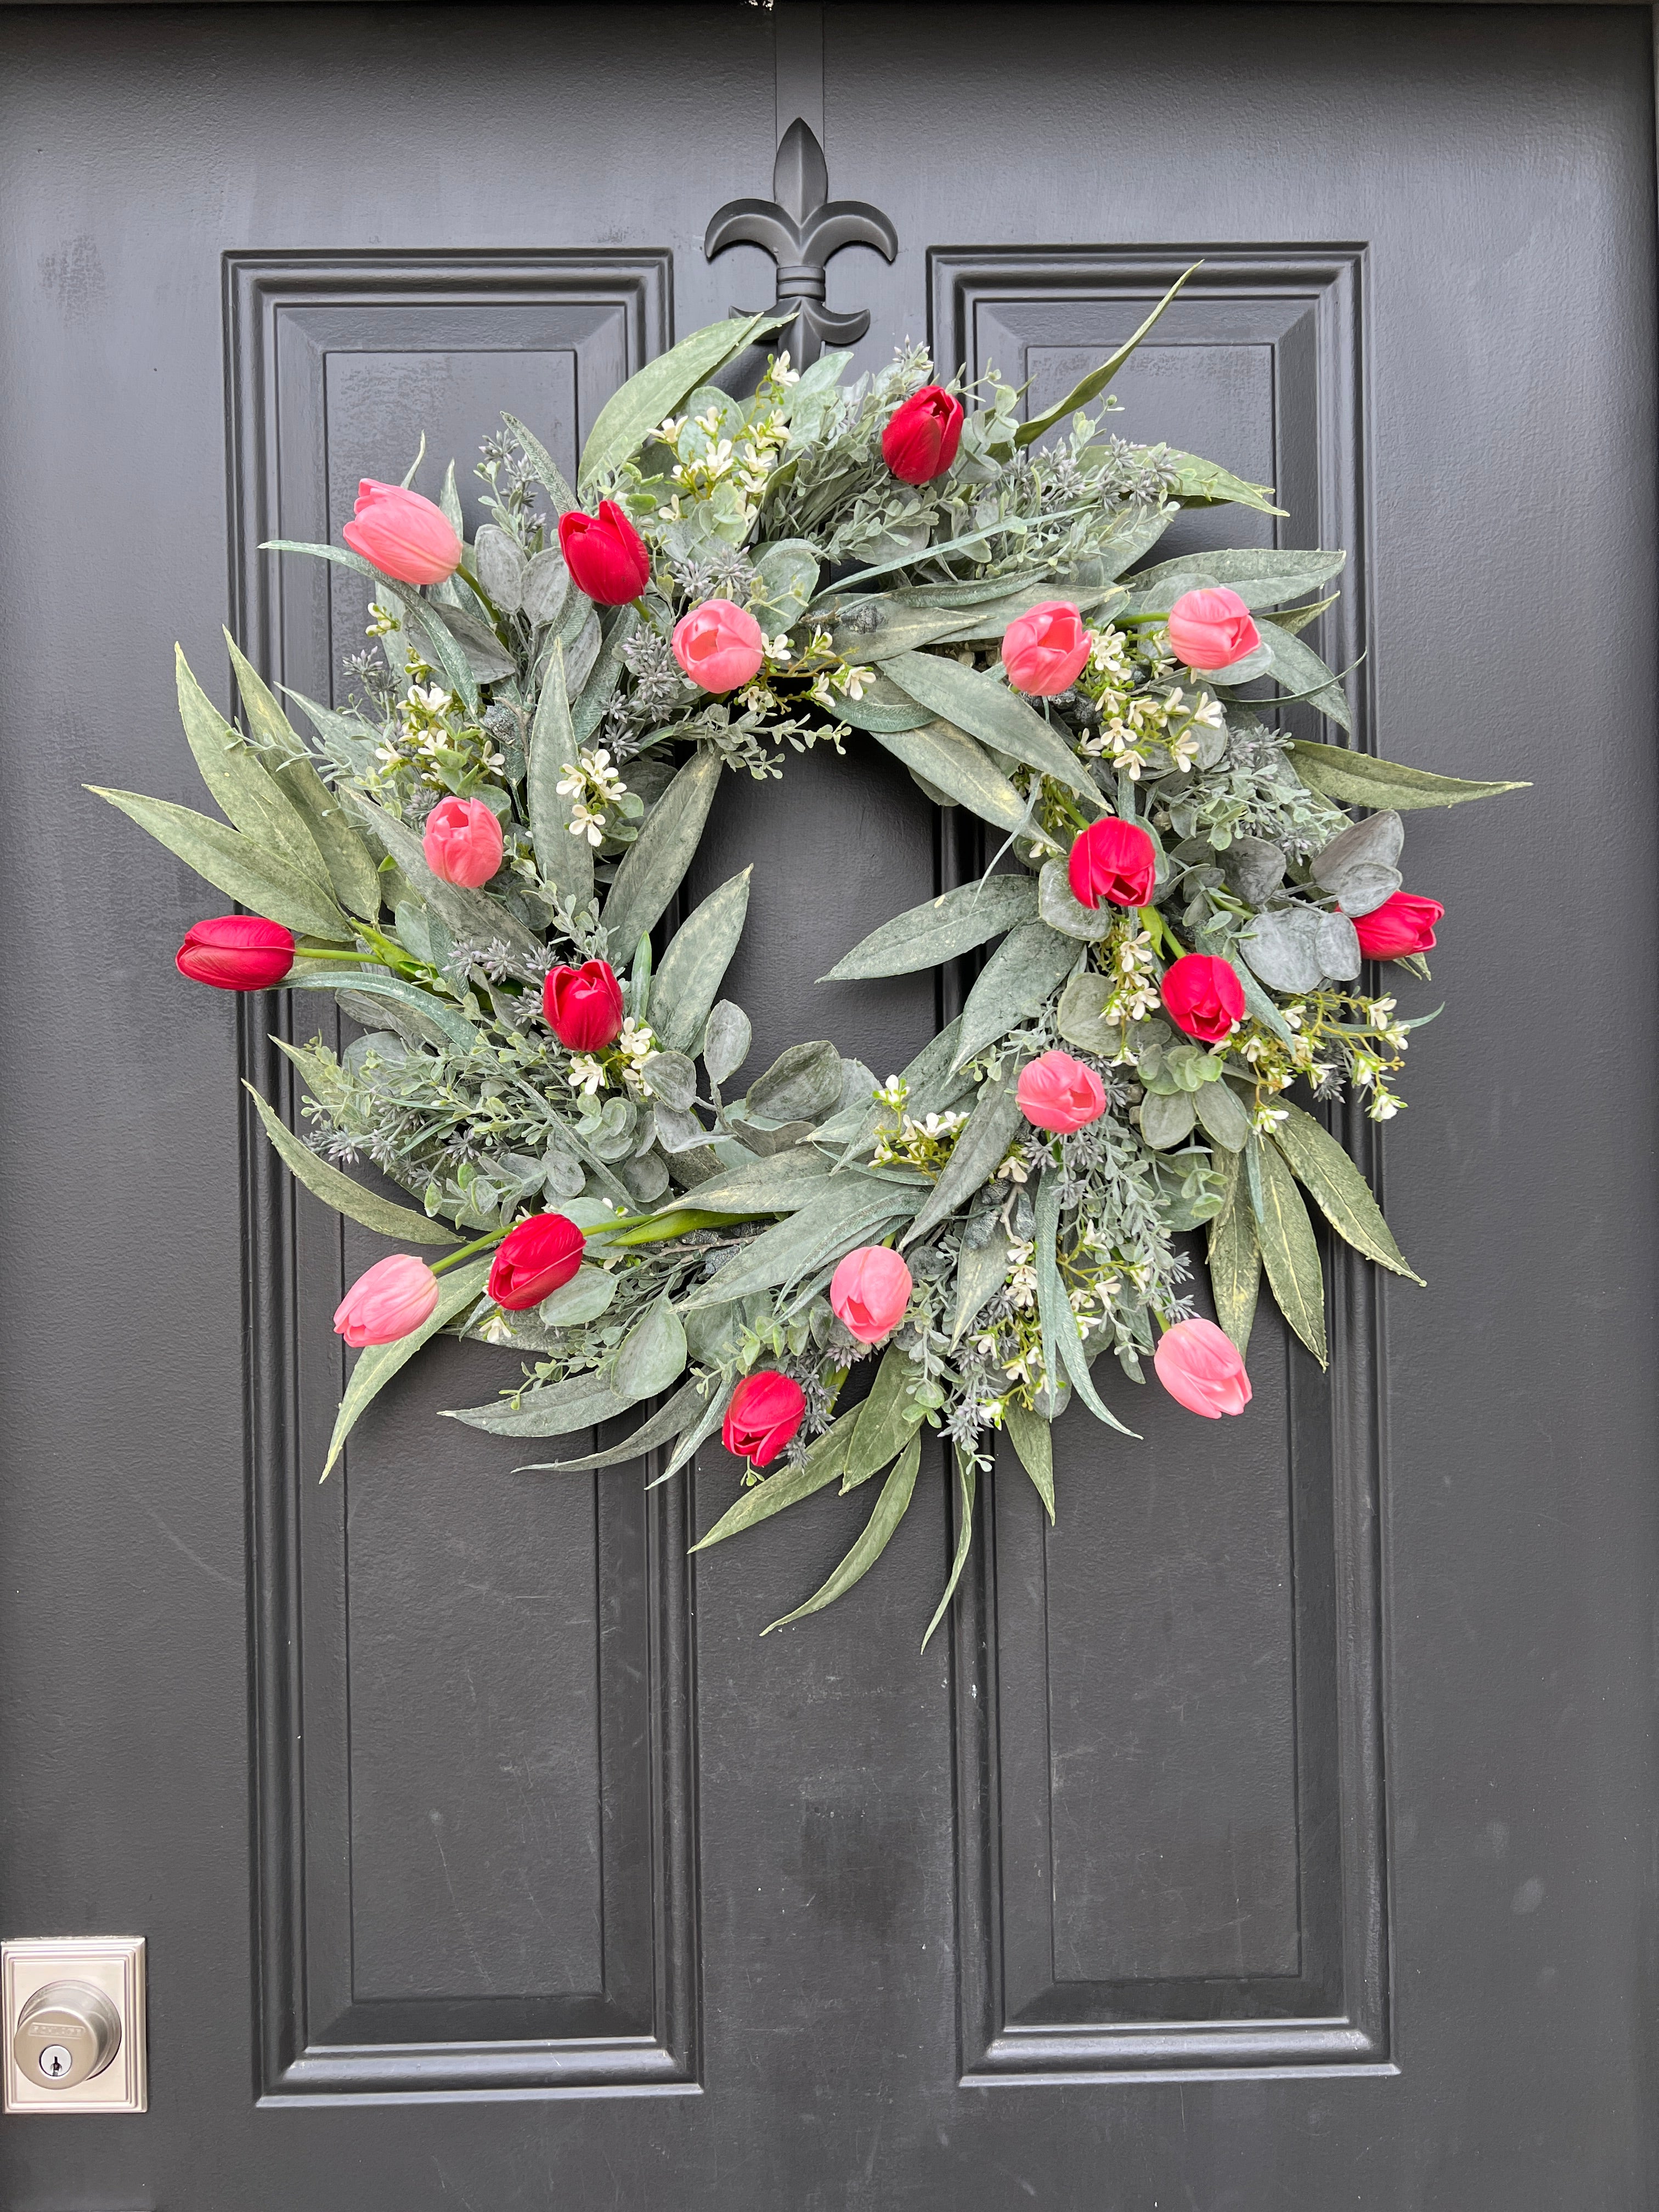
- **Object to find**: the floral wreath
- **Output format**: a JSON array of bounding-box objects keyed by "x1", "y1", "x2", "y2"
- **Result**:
[{"x1": 97, "y1": 291, "x2": 1524, "y2": 1642}]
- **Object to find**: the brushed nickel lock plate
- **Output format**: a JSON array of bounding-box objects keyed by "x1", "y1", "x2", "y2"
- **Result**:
[{"x1": 2, "y1": 1938, "x2": 146, "y2": 2113}]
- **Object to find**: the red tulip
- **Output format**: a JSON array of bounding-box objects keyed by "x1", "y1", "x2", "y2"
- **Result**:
[
  {"x1": 1353, "y1": 890, "x2": 1443, "y2": 960},
  {"x1": 672, "y1": 599, "x2": 765, "y2": 693},
  {"x1": 1017, "y1": 1050, "x2": 1106, "y2": 1133},
  {"x1": 558, "y1": 500, "x2": 651, "y2": 606},
  {"x1": 342, "y1": 479, "x2": 462, "y2": 586},
  {"x1": 176, "y1": 915, "x2": 295, "y2": 991},
  {"x1": 333, "y1": 1254, "x2": 441, "y2": 1348},
  {"x1": 1161, "y1": 953, "x2": 1245, "y2": 1043},
  {"x1": 1003, "y1": 601, "x2": 1091, "y2": 696},
  {"x1": 1165, "y1": 586, "x2": 1260, "y2": 670},
  {"x1": 830, "y1": 1246, "x2": 913, "y2": 1345},
  {"x1": 1068, "y1": 816, "x2": 1157, "y2": 909},
  {"x1": 487, "y1": 1213, "x2": 586, "y2": 1311},
  {"x1": 422, "y1": 796, "x2": 503, "y2": 889},
  {"x1": 723, "y1": 1370, "x2": 806, "y2": 1468},
  {"x1": 543, "y1": 960, "x2": 625, "y2": 1051},
  {"x1": 1154, "y1": 1317, "x2": 1252, "y2": 1418},
  {"x1": 881, "y1": 384, "x2": 963, "y2": 485}
]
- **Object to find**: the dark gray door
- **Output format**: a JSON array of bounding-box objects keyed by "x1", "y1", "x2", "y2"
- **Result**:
[{"x1": 3, "y1": 5, "x2": 1655, "y2": 2206}]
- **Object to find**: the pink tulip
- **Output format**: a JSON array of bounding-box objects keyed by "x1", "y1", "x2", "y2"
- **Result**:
[
  {"x1": 1017, "y1": 1050, "x2": 1106, "y2": 1133},
  {"x1": 1002, "y1": 601, "x2": 1091, "y2": 696},
  {"x1": 333, "y1": 1254, "x2": 441, "y2": 1348},
  {"x1": 422, "y1": 796, "x2": 503, "y2": 889},
  {"x1": 341, "y1": 479, "x2": 462, "y2": 586},
  {"x1": 1153, "y1": 1317, "x2": 1252, "y2": 1418},
  {"x1": 1165, "y1": 586, "x2": 1260, "y2": 670},
  {"x1": 672, "y1": 599, "x2": 765, "y2": 693},
  {"x1": 830, "y1": 1246, "x2": 913, "y2": 1345}
]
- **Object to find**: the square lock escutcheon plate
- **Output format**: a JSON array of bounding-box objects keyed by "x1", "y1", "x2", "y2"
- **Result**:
[{"x1": 2, "y1": 1937, "x2": 146, "y2": 2113}]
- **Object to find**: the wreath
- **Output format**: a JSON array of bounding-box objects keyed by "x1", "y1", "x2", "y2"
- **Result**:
[{"x1": 97, "y1": 291, "x2": 1525, "y2": 1642}]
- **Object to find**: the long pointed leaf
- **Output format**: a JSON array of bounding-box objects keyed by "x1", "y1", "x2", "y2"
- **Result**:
[
  {"x1": 865, "y1": 721, "x2": 1027, "y2": 832},
  {"x1": 652, "y1": 868, "x2": 753, "y2": 1051},
  {"x1": 527, "y1": 640, "x2": 593, "y2": 909},
  {"x1": 501, "y1": 413, "x2": 577, "y2": 517},
  {"x1": 690, "y1": 1407, "x2": 859, "y2": 1549},
  {"x1": 244, "y1": 1082, "x2": 458, "y2": 1244},
  {"x1": 1034, "y1": 1170, "x2": 1138, "y2": 1435},
  {"x1": 902, "y1": 1070, "x2": 1022, "y2": 1248},
  {"x1": 1014, "y1": 266, "x2": 1197, "y2": 447},
  {"x1": 443, "y1": 1370, "x2": 639, "y2": 1438},
  {"x1": 1248, "y1": 1134, "x2": 1328, "y2": 1366},
  {"x1": 347, "y1": 795, "x2": 541, "y2": 961},
  {"x1": 261, "y1": 541, "x2": 479, "y2": 710},
  {"x1": 91, "y1": 786, "x2": 353, "y2": 942},
  {"x1": 1271, "y1": 1103, "x2": 1423, "y2": 1283},
  {"x1": 1205, "y1": 1152, "x2": 1261, "y2": 1358},
  {"x1": 516, "y1": 1374, "x2": 710, "y2": 1472},
  {"x1": 921, "y1": 1448, "x2": 977, "y2": 1650},
  {"x1": 882, "y1": 652, "x2": 1101, "y2": 809},
  {"x1": 1288, "y1": 740, "x2": 1528, "y2": 814},
  {"x1": 600, "y1": 747, "x2": 723, "y2": 956},
  {"x1": 822, "y1": 873, "x2": 1036, "y2": 982},
  {"x1": 323, "y1": 1258, "x2": 490, "y2": 1478},
  {"x1": 952, "y1": 918, "x2": 1080, "y2": 1073},
  {"x1": 579, "y1": 309, "x2": 792, "y2": 492},
  {"x1": 763, "y1": 1430, "x2": 921, "y2": 1632},
  {"x1": 225, "y1": 634, "x2": 381, "y2": 919},
  {"x1": 1003, "y1": 1402, "x2": 1055, "y2": 1522},
  {"x1": 176, "y1": 646, "x2": 330, "y2": 885}
]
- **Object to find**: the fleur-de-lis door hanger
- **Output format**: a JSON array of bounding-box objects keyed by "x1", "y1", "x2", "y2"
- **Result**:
[{"x1": 704, "y1": 117, "x2": 899, "y2": 367}]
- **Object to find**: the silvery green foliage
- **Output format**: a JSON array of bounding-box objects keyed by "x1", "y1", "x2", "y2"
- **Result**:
[{"x1": 104, "y1": 306, "x2": 1520, "y2": 1637}]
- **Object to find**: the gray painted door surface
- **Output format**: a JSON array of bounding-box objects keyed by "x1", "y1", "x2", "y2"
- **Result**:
[{"x1": 2, "y1": 5, "x2": 1655, "y2": 2207}]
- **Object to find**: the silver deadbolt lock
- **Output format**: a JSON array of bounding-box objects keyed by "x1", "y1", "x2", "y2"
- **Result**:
[{"x1": 13, "y1": 1980, "x2": 121, "y2": 2088}]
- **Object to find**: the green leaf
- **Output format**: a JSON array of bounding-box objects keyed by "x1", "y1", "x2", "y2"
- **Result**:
[
  {"x1": 865, "y1": 721, "x2": 1028, "y2": 832},
  {"x1": 261, "y1": 541, "x2": 479, "y2": 712},
  {"x1": 501, "y1": 413, "x2": 577, "y2": 517},
  {"x1": 528, "y1": 641, "x2": 592, "y2": 909},
  {"x1": 648, "y1": 1373, "x2": 738, "y2": 1489},
  {"x1": 444, "y1": 1369, "x2": 640, "y2": 1438},
  {"x1": 1165, "y1": 450, "x2": 1287, "y2": 516},
  {"x1": 821, "y1": 873, "x2": 1037, "y2": 983},
  {"x1": 90, "y1": 786, "x2": 354, "y2": 943},
  {"x1": 1248, "y1": 1135, "x2": 1327, "y2": 1367},
  {"x1": 612, "y1": 1297, "x2": 689, "y2": 1400},
  {"x1": 578, "y1": 309, "x2": 791, "y2": 491},
  {"x1": 746, "y1": 1040, "x2": 844, "y2": 1124},
  {"x1": 651, "y1": 869, "x2": 752, "y2": 1052},
  {"x1": 1139, "y1": 1089, "x2": 1197, "y2": 1149},
  {"x1": 828, "y1": 1016, "x2": 965, "y2": 1160},
  {"x1": 1118, "y1": 546, "x2": 1348, "y2": 617},
  {"x1": 601, "y1": 747, "x2": 722, "y2": 957},
  {"x1": 1014, "y1": 264, "x2": 1198, "y2": 446},
  {"x1": 882, "y1": 652, "x2": 1101, "y2": 810},
  {"x1": 1287, "y1": 740, "x2": 1529, "y2": 814},
  {"x1": 842, "y1": 1344, "x2": 928, "y2": 1488},
  {"x1": 681, "y1": 1178, "x2": 910, "y2": 1306},
  {"x1": 571, "y1": 605, "x2": 639, "y2": 744},
  {"x1": 952, "y1": 918, "x2": 1080, "y2": 1072},
  {"x1": 243, "y1": 1082, "x2": 459, "y2": 1244},
  {"x1": 1205, "y1": 1153, "x2": 1261, "y2": 1358},
  {"x1": 1034, "y1": 1170, "x2": 1138, "y2": 1435},
  {"x1": 174, "y1": 647, "x2": 331, "y2": 885},
  {"x1": 515, "y1": 1374, "x2": 709, "y2": 1472},
  {"x1": 1003, "y1": 1402, "x2": 1055, "y2": 1522},
  {"x1": 951, "y1": 1224, "x2": 1013, "y2": 1350},
  {"x1": 763, "y1": 1429, "x2": 922, "y2": 1632},
  {"x1": 1037, "y1": 860, "x2": 1115, "y2": 943},
  {"x1": 1256, "y1": 622, "x2": 1352, "y2": 733},
  {"x1": 323, "y1": 1258, "x2": 491, "y2": 1478},
  {"x1": 1055, "y1": 971, "x2": 1120, "y2": 1056},
  {"x1": 902, "y1": 1070, "x2": 1022, "y2": 1248},
  {"x1": 1194, "y1": 1077, "x2": 1252, "y2": 1153},
  {"x1": 668, "y1": 1142, "x2": 831, "y2": 1216},
  {"x1": 1271, "y1": 1102, "x2": 1423, "y2": 1283},
  {"x1": 286, "y1": 970, "x2": 483, "y2": 1053},
  {"x1": 689, "y1": 1407, "x2": 859, "y2": 1549},
  {"x1": 348, "y1": 796, "x2": 540, "y2": 961},
  {"x1": 828, "y1": 598, "x2": 1028, "y2": 664},
  {"x1": 831, "y1": 686, "x2": 935, "y2": 736},
  {"x1": 537, "y1": 1264, "x2": 618, "y2": 1325},
  {"x1": 223, "y1": 635, "x2": 381, "y2": 921},
  {"x1": 921, "y1": 1447, "x2": 978, "y2": 1650}
]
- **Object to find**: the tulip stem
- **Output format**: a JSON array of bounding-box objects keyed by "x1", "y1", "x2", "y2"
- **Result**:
[
  {"x1": 453, "y1": 562, "x2": 514, "y2": 650},
  {"x1": 431, "y1": 1227, "x2": 511, "y2": 1275}
]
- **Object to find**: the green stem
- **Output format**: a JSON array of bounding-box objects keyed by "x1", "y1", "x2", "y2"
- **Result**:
[
  {"x1": 453, "y1": 561, "x2": 514, "y2": 650},
  {"x1": 595, "y1": 1206, "x2": 777, "y2": 1249},
  {"x1": 430, "y1": 1226, "x2": 510, "y2": 1276}
]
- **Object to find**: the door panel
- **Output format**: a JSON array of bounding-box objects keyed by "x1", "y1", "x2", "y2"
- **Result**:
[{"x1": 2, "y1": 5, "x2": 1655, "y2": 2209}]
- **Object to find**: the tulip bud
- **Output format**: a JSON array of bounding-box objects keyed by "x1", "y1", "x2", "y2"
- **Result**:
[
  {"x1": 176, "y1": 915, "x2": 295, "y2": 991},
  {"x1": 672, "y1": 599, "x2": 765, "y2": 694},
  {"x1": 829, "y1": 1246, "x2": 913, "y2": 1346},
  {"x1": 881, "y1": 385, "x2": 964, "y2": 485},
  {"x1": 1160, "y1": 953, "x2": 1245, "y2": 1043},
  {"x1": 487, "y1": 1213, "x2": 586, "y2": 1311},
  {"x1": 543, "y1": 959, "x2": 625, "y2": 1051},
  {"x1": 1016, "y1": 1050, "x2": 1106, "y2": 1133},
  {"x1": 333, "y1": 1254, "x2": 441, "y2": 1348},
  {"x1": 422, "y1": 796, "x2": 503, "y2": 889},
  {"x1": 342, "y1": 479, "x2": 462, "y2": 586},
  {"x1": 1002, "y1": 601, "x2": 1091, "y2": 696},
  {"x1": 1353, "y1": 890, "x2": 1443, "y2": 960},
  {"x1": 1165, "y1": 586, "x2": 1260, "y2": 671},
  {"x1": 1067, "y1": 816, "x2": 1157, "y2": 910},
  {"x1": 558, "y1": 500, "x2": 651, "y2": 606},
  {"x1": 1153, "y1": 1317, "x2": 1252, "y2": 1418},
  {"x1": 722, "y1": 1370, "x2": 807, "y2": 1468}
]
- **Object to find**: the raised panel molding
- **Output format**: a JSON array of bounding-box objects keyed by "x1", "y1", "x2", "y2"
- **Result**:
[
  {"x1": 932, "y1": 246, "x2": 1390, "y2": 2083},
  {"x1": 225, "y1": 252, "x2": 701, "y2": 2101}
]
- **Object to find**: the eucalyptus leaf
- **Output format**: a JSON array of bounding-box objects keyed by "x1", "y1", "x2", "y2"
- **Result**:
[
  {"x1": 1288, "y1": 740, "x2": 1530, "y2": 814},
  {"x1": 652, "y1": 870, "x2": 752, "y2": 1051},
  {"x1": 244, "y1": 1082, "x2": 459, "y2": 1244},
  {"x1": 1238, "y1": 905, "x2": 1328, "y2": 995},
  {"x1": 763, "y1": 1430, "x2": 922, "y2": 1633},
  {"x1": 1193, "y1": 1078, "x2": 1252, "y2": 1153},
  {"x1": 1139, "y1": 1088, "x2": 1197, "y2": 1148},
  {"x1": 645, "y1": 1050, "x2": 698, "y2": 1110},
  {"x1": 1038, "y1": 860, "x2": 1116, "y2": 941},
  {"x1": 601, "y1": 747, "x2": 722, "y2": 957},
  {"x1": 746, "y1": 1040, "x2": 844, "y2": 1124},
  {"x1": 432, "y1": 601, "x2": 517, "y2": 684},
  {"x1": 1055, "y1": 971, "x2": 1121, "y2": 1056},
  {"x1": 1311, "y1": 810, "x2": 1404, "y2": 917},
  {"x1": 1316, "y1": 909, "x2": 1363, "y2": 981},
  {"x1": 325, "y1": 1259, "x2": 492, "y2": 1477},
  {"x1": 821, "y1": 873, "x2": 1036, "y2": 981},
  {"x1": 537, "y1": 1263, "x2": 619, "y2": 1325},
  {"x1": 750, "y1": 538, "x2": 821, "y2": 621},
  {"x1": 1217, "y1": 836, "x2": 1286, "y2": 907},
  {"x1": 952, "y1": 918, "x2": 1080, "y2": 1072},
  {"x1": 612, "y1": 1299, "x2": 688, "y2": 1400},
  {"x1": 703, "y1": 1000, "x2": 752, "y2": 1087}
]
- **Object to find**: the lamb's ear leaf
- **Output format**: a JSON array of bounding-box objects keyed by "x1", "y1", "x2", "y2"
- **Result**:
[
  {"x1": 89, "y1": 786, "x2": 354, "y2": 943},
  {"x1": 763, "y1": 1430, "x2": 922, "y2": 1633},
  {"x1": 920, "y1": 1447, "x2": 978, "y2": 1652},
  {"x1": 515, "y1": 1374, "x2": 710, "y2": 1473},
  {"x1": 222, "y1": 633, "x2": 382, "y2": 920},
  {"x1": 1003, "y1": 1403, "x2": 1056, "y2": 1522},
  {"x1": 243, "y1": 1082, "x2": 459, "y2": 1245},
  {"x1": 578, "y1": 309, "x2": 794, "y2": 491},
  {"x1": 822, "y1": 872, "x2": 1037, "y2": 983},
  {"x1": 689, "y1": 1407, "x2": 859, "y2": 1549},
  {"x1": 176, "y1": 646, "x2": 330, "y2": 885},
  {"x1": 600, "y1": 747, "x2": 723, "y2": 955},
  {"x1": 1248, "y1": 1135, "x2": 1328, "y2": 1367},
  {"x1": 1014, "y1": 264, "x2": 1198, "y2": 446},
  {"x1": 1287, "y1": 739, "x2": 1529, "y2": 814},
  {"x1": 528, "y1": 642, "x2": 593, "y2": 908},
  {"x1": 652, "y1": 870, "x2": 753, "y2": 1052},
  {"x1": 323, "y1": 1259, "x2": 492, "y2": 1479}
]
